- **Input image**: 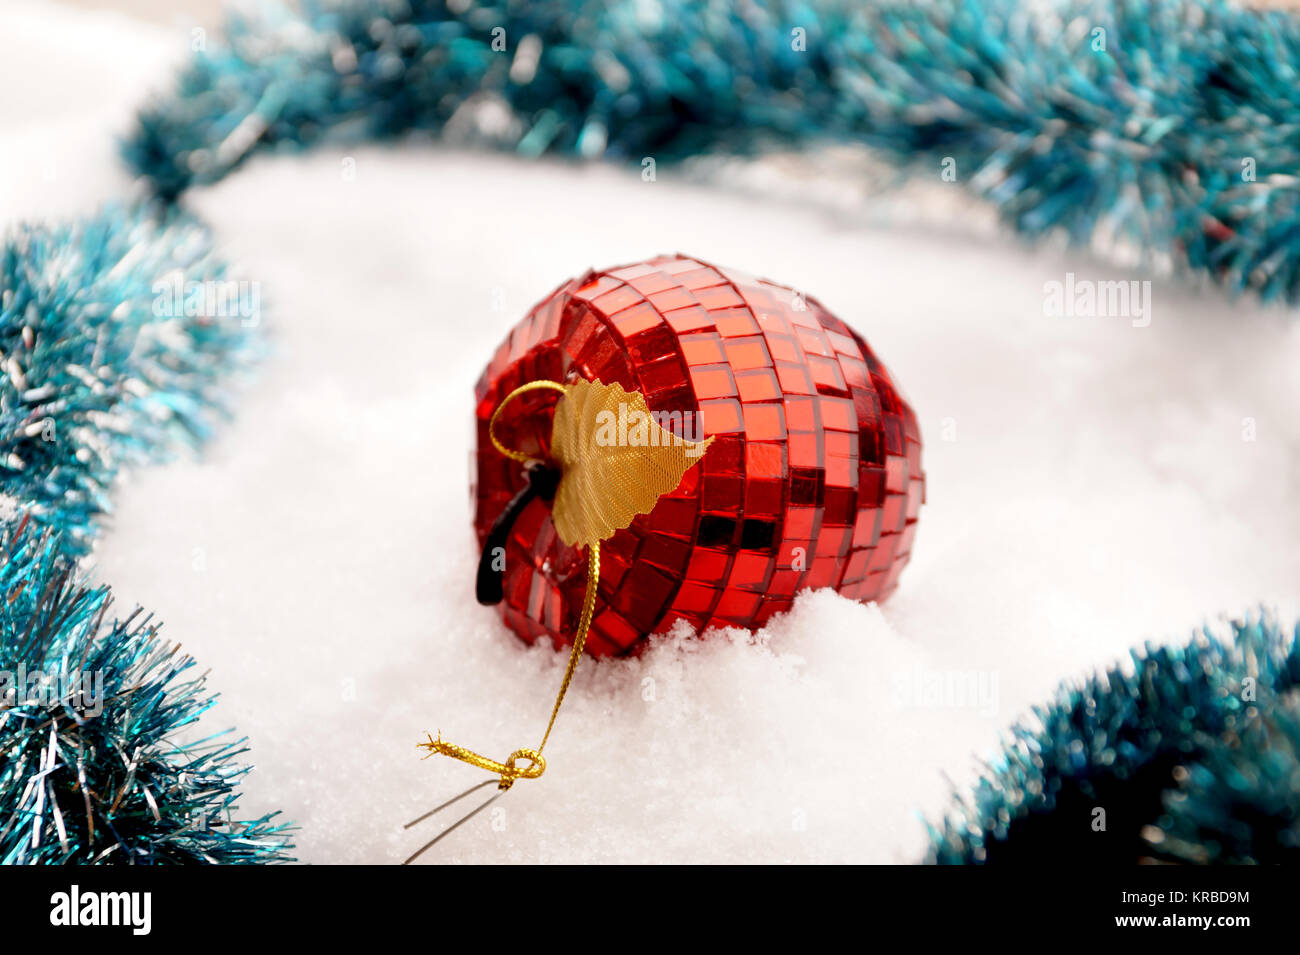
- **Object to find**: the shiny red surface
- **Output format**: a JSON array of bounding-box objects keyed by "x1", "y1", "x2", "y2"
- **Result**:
[{"x1": 473, "y1": 255, "x2": 924, "y2": 657}]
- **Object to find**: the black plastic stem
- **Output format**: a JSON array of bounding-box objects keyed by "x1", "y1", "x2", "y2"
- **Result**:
[{"x1": 475, "y1": 461, "x2": 560, "y2": 605}]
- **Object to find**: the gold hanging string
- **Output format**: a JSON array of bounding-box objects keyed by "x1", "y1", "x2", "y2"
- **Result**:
[
  {"x1": 422, "y1": 378, "x2": 588, "y2": 790},
  {"x1": 421, "y1": 376, "x2": 710, "y2": 792},
  {"x1": 421, "y1": 538, "x2": 599, "y2": 790}
]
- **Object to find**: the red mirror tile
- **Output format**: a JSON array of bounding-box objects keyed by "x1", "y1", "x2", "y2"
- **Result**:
[{"x1": 473, "y1": 255, "x2": 924, "y2": 657}]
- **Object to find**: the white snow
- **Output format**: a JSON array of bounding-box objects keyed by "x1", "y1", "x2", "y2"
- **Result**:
[{"x1": 4, "y1": 0, "x2": 1299, "y2": 863}]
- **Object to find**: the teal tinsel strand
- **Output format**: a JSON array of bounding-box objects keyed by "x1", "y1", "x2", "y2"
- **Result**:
[
  {"x1": 0, "y1": 518, "x2": 293, "y2": 864},
  {"x1": 927, "y1": 615, "x2": 1300, "y2": 864},
  {"x1": 126, "y1": 0, "x2": 1300, "y2": 303},
  {"x1": 0, "y1": 206, "x2": 287, "y2": 863},
  {"x1": 1155, "y1": 698, "x2": 1300, "y2": 863},
  {"x1": 0, "y1": 205, "x2": 258, "y2": 552}
]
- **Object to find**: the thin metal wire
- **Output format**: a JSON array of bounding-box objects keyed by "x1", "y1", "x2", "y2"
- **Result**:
[
  {"x1": 402, "y1": 789, "x2": 506, "y2": 865},
  {"x1": 403, "y1": 778, "x2": 496, "y2": 831}
]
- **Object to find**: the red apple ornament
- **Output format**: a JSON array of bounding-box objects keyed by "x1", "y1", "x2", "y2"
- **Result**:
[{"x1": 473, "y1": 255, "x2": 924, "y2": 657}]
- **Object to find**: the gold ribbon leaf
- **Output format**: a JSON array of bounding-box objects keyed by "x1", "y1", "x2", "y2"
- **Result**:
[{"x1": 550, "y1": 379, "x2": 712, "y2": 547}]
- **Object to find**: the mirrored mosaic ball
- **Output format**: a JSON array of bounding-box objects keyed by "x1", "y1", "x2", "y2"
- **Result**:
[{"x1": 473, "y1": 255, "x2": 924, "y2": 657}]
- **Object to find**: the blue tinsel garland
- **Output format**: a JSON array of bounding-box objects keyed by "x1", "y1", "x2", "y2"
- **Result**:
[
  {"x1": 0, "y1": 517, "x2": 291, "y2": 863},
  {"x1": 0, "y1": 207, "x2": 289, "y2": 863},
  {"x1": 0, "y1": 205, "x2": 258, "y2": 550},
  {"x1": 126, "y1": 0, "x2": 1300, "y2": 304},
  {"x1": 1160, "y1": 696, "x2": 1300, "y2": 863},
  {"x1": 929, "y1": 616, "x2": 1300, "y2": 864}
]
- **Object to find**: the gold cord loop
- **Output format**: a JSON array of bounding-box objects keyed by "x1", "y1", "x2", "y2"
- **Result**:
[
  {"x1": 487, "y1": 379, "x2": 567, "y2": 463},
  {"x1": 420, "y1": 736, "x2": 546, "y2": 789},
  {"x1": 424, "y1": 378, "x2": 596, "y2": 790}
]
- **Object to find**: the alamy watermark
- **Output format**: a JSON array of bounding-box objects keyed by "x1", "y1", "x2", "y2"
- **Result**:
[
  {"x1": 153, "y1": 276, "x2": 261, "y2": 327},
  {"x1": 890, "y1": 665, "x2": 999, "y2": 717},
  {"x1": 1043, "y1": 272, "x2": 1151, "y2": 327},
  {"x1": 0, "y1": 665, "x2": 104, "y2": 717},
  {"x1": 593, "y1": 402, "x2": 707, "y2": 456},
  {"x1": 50, "y1": 885, "x2": 151, "y2": 935}
]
